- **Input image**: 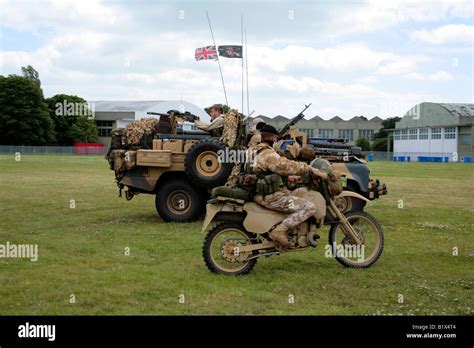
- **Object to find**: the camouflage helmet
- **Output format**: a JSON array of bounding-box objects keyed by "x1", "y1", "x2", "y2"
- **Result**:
[
  {"x1": 206, "y1": 104, "x2": 224, "y2": 114},
  {"x1": 299, "y1": 146, "x2": 316, "y2": 161},
  {"x1": 310, "y1": 158, "x2": 333, "y2": 175}
]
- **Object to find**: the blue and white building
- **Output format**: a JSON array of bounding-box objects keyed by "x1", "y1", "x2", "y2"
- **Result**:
[{"x1": 393, "y1": 103, "x2": 474, "y2": 162}]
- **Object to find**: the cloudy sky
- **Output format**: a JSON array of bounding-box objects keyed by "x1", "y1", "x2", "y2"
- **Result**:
[{"x1": 0, "y1": 0, "x2": 473, "y2": 120}]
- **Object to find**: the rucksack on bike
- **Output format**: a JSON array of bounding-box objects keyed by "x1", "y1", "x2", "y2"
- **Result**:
[
  {"x1": 310, "y1": 158, "x2": 343, "y2": 196},
  {"x1": 211, "y1": 185, "x2": 251, "y2": 202}
]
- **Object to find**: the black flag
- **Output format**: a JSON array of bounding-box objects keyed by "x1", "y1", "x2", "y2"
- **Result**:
[{"x1": 218, "y1": 45, "x2": 243, "y2": 58}]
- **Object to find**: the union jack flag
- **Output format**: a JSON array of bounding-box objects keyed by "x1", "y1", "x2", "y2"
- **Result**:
[{"x1": 195, "y1": 46, "x2": 217, "y2": 61}]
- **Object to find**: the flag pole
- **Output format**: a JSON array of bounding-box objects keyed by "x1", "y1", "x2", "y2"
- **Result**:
[
  {"x1": 206, "y1": 10, "x2": 228, "y2": 106},
  {"x1": 245, "y1": 27, "x2": 249, "y2": 117},
  {"x1": 241, "y1": 13, "x2": 244, "y2": 116}
]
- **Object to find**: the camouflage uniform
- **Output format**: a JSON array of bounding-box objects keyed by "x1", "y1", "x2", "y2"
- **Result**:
[
  {"x1": 252, "y1": 143, "x2": 316, "y2": 229},
  {"x1": 247, "y1": 118, "x2": 264, "y2": 147},
  {"x1": 247, "y1": 132, "x2": 261, "y2": 147},
  {"x1": 225, "y1": 164, "x2": 241, "y2": 187},
  {"x1": 194, "y1": 115, "x2": 224, "y2": 132}
]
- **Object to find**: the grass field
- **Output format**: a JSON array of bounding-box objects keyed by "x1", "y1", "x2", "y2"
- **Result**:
[{"x1": 0, "y1": 154, "x2": 473, "y2": 315}]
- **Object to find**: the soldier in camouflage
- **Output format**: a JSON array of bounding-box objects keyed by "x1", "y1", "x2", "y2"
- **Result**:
[
  {"x1": 251, "y1": 124, "x2": 327, "y2": 247},
  {"x1": 195, "y1": 105, "x2": 224, "y2": 132},
  {"x1": 247, "y1": 118, "x2": 265, "y2": 148}
]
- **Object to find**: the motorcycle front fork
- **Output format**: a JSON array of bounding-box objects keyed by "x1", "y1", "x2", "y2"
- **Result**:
[{"x1": 326, "y1": 200, "x2": 363, "y2": 245}]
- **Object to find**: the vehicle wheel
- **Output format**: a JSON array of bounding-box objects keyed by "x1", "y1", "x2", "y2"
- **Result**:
[
  {"x1": 155, "y1": 178, "x2": 205, "y2": 222},
  {"x1": 328, "y1": 211, "x2": 384, "y2": 268},
  {"x1": 184, "y1": 138, "x2": 233, "y2": 189},
  {"x1": 346, "y1": 182, "x2": 367, "y2": 211},
  {"x1": 203, "y1": 223, "x2": 258, "y2": 275}
]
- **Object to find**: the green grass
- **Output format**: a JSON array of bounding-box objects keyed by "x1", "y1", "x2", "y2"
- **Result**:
[{"x1": 0, "y1": 154, "x2": 473, "y2": 315}]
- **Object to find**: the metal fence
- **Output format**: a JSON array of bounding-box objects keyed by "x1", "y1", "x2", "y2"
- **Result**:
[
  {"x1": 0, "y1": 145, "x2": 108, "y2": 155},
  {"x1": 0, "y1": 146, "x2": 472, "y2": 163},
  {"x1": 361, "y1": 151, "x2": 392, "y2": 161},
  {"x1": 362, "y1": 151, "x2": 473, "y2": 163}
]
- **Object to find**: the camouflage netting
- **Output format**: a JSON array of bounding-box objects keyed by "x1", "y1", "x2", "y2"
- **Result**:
[
  {"x1": 123, "y1": 118, "x2": 159, "y2": 146},
  {"x1": 220, "y1": 109, "x2": 240, "y2": 148}
]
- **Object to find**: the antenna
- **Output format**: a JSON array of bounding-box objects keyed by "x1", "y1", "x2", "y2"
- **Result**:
[
  {"x1": 206, "y1": 10, "x2": 228, "y2": 106},
  {"x1": 245, "y1": 27, "x2": 249, "y2": 116},
  {"x1": 241, "y1": 13, "x2": 244, "y2": 116}
]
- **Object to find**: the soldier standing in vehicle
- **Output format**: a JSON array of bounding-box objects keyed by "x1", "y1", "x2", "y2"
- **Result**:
[
  {"x1": 195, "y1": 104, "x2": 224, "y2": 132},
  {"x1": 251, "y1": 124, "x2": 327, "y2": 248}
]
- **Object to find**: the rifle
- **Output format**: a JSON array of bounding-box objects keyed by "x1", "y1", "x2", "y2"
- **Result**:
[{"x1": 278, "y1": 103, "x2": 312, "y2": 138}]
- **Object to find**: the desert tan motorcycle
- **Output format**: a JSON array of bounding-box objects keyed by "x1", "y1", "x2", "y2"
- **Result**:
[{"x1": 202, "y1": 174, "x2": 384, "y2": 275}]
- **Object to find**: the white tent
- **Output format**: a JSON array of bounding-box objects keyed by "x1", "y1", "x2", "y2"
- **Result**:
[{"x1": 92, "y1": 100, "x2": 210, "y2": 123}]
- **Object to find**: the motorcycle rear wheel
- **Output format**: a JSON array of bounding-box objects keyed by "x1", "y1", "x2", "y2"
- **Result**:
[{"x1": 203, "y1": 223, "x2": 258, "y2": 275}]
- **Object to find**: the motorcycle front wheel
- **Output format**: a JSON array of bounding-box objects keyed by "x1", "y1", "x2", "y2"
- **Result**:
[
  {"x1": 328, "y1": 211, "x2": 384, "y2": 268},
  {"x1": 203, "y1": 223, "x2": 258, "y2": 275}
]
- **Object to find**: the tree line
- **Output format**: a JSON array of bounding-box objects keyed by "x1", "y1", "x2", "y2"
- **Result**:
[
  {"x1": 0, "y1": 66, "x2": 98, "y2": 146},
  {"x1": 356, "y1": 116, "x2": 401, "y2": 152}
]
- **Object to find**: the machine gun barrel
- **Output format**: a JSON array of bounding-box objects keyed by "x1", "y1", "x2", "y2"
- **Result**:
[
  {"x1": 178, "y1": 113, "x2": 200, "y2": 123},
  {"x1": 146, "y1": 110, "x2": 200, "y2": 123},
  {"x1": 278, "y1": 103, "x2": 312, "y2": 138}
]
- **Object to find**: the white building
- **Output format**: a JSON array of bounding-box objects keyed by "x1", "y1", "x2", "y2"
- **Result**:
[
  {"x1": 90, "y1": 100, "x2": 210, "y2": 145},
  {"x1": 393, "y1": 102, "x2": 474, "y2": 162}
]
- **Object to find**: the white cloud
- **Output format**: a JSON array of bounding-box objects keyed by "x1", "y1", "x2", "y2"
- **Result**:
[
  {"x1": 403, "y1": 70, "x2": 454, "y2": 81},
  {"x1": 411, "y1": 24, "x2": 474, "y2": 44},
  {"x1": 250, "y1": 43, "x2": 429, "y2": 75},
  {"x1": 0, "y1": 0, "x2": 126, "y2": 31},
  {"x1": 357, "y1": 76, "x2": 378, "y2": 84},
  {"x1": 430, "y1": 71, "x2": 455, "y2": 81},
  {"x1": 331, "y1": 0, "x2": 473, "y2": 36}
]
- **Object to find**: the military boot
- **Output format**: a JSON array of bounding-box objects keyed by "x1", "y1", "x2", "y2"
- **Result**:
[
  {"x1": 297, "y1": 222, "x2": 310, "y2": 247},
  {"x1": 269, "y1": 223, "x2": 293, "y2": 248}
]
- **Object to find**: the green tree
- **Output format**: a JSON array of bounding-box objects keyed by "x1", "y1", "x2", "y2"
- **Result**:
[
  {"x1": 373, "y1": 116, "x2": 401, "y2": 139},
  {"x1": 371, "y1": 137, "x2": 388, "y2": 151},
  {"x1": 371, "y1": 116, "x2": 401, "y2": 152},
  {"x1": 69, "y1": 116, "x2": 98, "y2": 143},
  {"x1": 46, "y1": 94, "x2": 91, "y2": 145},
  {"x1": 356, "y1": 137, "x2": 371, "y2": 151},
  {"x1": 21, "y1": 65, "x2": 41, "y2": 86},
  {"x1": 0, "y1": 74, "x2": 55, "y2": 145}
]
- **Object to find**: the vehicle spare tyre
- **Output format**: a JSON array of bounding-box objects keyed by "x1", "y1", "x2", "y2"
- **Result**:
[{"x1": 184, "y1": 138, "x2": 233, "y2": 188}]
